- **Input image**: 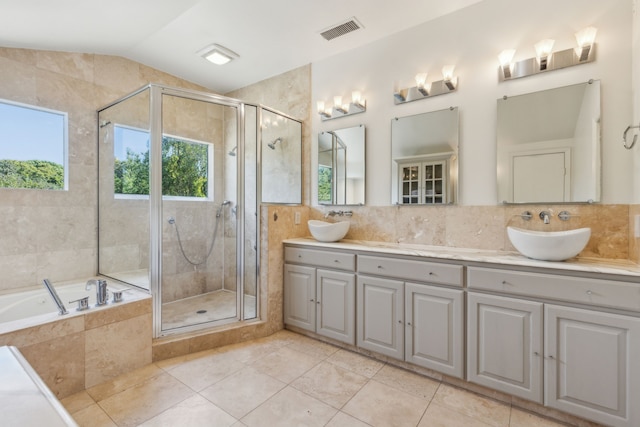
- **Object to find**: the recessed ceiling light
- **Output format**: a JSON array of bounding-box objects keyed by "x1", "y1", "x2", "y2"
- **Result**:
[{"x1": 197, "y1": 43, "x2": 239, "y2": 65}]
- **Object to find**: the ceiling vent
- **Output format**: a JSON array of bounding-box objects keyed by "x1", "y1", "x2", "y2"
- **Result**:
[{"x1": 319, "y1": 17, "x2": 363, "y2": 41}]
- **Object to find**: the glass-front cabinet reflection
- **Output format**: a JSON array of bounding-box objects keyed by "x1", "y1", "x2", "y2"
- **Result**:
[{"x1": 400, "y1": 160, "x2": 446, "y2": 204}]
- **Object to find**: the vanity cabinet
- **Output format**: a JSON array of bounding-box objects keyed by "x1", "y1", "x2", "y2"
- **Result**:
[
  {"x1": 284, "y1": 247, "x2": 356, "y2": 345},
  {"x1": 467, "y1": 292, "x2": 543, "y2": 403},
  {"x1": 545, "y1": 305, "x2": 640, "y2": 427},
  {"x1": 468, "y1": 266, "x2": 640, "y2": 427},
  {"x1": 357, "y1": 254, "x2": 464, "y2": 378}
]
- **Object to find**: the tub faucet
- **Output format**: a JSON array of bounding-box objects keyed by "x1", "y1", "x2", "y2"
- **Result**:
[
  {"x1": 86, "y1": 279, "x2": 108, "y2": 306},
  {"x1": 539, "y1": 211, "x2": 551, "y2": 224}
]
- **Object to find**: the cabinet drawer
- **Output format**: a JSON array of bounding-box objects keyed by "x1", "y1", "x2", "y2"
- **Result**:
[
  {"x1": 468, "y1": 266, "x2": 640, "y2": 312},
  {"x1": 284, "y1": 246, "x2": 355, "y2": 271},
  {"x1": 358, "y1": 255, "x2": 463, "y2": 287}
]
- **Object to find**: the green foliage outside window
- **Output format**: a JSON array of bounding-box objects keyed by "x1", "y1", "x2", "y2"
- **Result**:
[
  {"x1": 0, "y1": 159, "x2": 64, "y2": 190},
  {"x1": 114, "y1": 135, "x2": 209, "y2": 198},
  {"x1": 318, "y1": 165, "x2": 332, "y2": 203}
]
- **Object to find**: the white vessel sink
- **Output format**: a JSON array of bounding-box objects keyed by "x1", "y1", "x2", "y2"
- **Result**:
[
  {"x1": 308, "y1": 220, "x2": 350, "y2": 242},
  {"x1": 507, "y1": 227, "x2": 591, "y2": 261}
]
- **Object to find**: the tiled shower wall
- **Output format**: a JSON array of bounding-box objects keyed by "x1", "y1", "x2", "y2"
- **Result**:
[{"x1": 0, "y1": 47, "x2": 210, "y2": 292}]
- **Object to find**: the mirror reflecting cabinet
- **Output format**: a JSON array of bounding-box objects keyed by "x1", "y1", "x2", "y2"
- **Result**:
[
  {"x1": 317, "y1": 125, "x2": 365, "y2": 205},
  {"x1": 497, "y1": 80, "x2": 601, "y2": 204},
  {"x1": 391, "y1": 107, "x2": 459, "y2": 205}
]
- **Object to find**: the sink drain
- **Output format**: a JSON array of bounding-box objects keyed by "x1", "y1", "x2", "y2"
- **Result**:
[{"x1": 196, "y1": 309, "x2": 207, "y2": 314}]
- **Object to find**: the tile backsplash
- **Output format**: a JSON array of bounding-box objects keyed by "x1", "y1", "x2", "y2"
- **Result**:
[{"x1": 308, "y1": 204, "x2": 639, "y2": 262}]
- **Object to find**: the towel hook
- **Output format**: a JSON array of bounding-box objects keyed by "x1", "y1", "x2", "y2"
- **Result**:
[{"x1": 623, "y1": 124, "x2": 639, "y2": 149}]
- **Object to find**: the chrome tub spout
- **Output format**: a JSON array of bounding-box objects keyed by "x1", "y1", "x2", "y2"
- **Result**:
[
  {"x1": 86, "y1": 279, "x2": 109, "y2": 306},
  {"x1": 42, "y1": 279, "x2": 68, "y2": 315}
]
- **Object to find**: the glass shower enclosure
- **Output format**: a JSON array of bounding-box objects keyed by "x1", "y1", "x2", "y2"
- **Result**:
[{"x1": 97, "y1": 84, "x2": 301, "y2": 337}]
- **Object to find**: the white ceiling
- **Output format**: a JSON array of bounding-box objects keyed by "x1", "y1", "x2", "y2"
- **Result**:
[{"x1": 0, "y1": 0, "x2": 482, "y2": 93}]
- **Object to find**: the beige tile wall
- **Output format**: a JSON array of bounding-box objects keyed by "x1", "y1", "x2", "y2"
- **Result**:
[{"x1": 0, "y1": 47, "x2": 209, "y2": 292}]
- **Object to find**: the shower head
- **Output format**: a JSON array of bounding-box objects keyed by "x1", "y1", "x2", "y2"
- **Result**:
[
  {"x1": 268, "y1": 137, "x2": 283, "y2": 150},
  {"x1": 228, "y1": 146, "x2": 237, "y2": 156}
]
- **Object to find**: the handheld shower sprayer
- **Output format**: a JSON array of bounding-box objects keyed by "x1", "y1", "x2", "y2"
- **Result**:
[
  {"x1": 268, "y1": 137, "x2": 283, "y2": 150},
  {"x1": 228, "y1": 146, "x2": 237, "y2": 156},
  {"x1": 216, "y1": 200, "x2": 231, "y2": 218}
]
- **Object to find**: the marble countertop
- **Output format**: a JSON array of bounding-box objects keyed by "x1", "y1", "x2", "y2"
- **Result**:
[{"x1": 284, "y1": 238, "x2": 640, "y2": 279}]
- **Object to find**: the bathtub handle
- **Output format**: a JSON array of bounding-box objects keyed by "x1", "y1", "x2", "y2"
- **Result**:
[{"x1": 69, "y1": 297, "x2": 90, "y2": 312}]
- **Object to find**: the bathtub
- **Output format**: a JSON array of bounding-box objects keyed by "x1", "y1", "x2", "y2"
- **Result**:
[
  {"x1": 0, "y1": 278, "x2": 137, "y2": 330},
  {"x1": 0, "y1": 277, "x2": 152, "y2": 398}
]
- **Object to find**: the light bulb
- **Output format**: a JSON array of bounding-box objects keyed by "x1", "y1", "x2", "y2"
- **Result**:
[
  {"x1": 534, "y1": 39, "x2": 555, "y2": 58},
  {"x1": 498, "y1": 49, "x2": 516, "y2": 66},
  {"x1": 351, "y1": 91, "x2": 361, "y2": 105},
  {"x1": 575, "y1": 26, "x2": 598, "y2": 47},
  {"x1": 333, "y1": 95, "x2": 342, "y2": 107},
  {"x1": 316, "y1": 101, "x2": 325, "y2": 112},
  {"x1": 414, "y1": 73, "x2": 428, "y2": 88},
  {"x1": 441, "y1": 65, "x2": 455, "y2": 81}
]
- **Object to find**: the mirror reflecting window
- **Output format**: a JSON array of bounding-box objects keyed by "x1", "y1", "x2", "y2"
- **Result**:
[
  {"x1": 317, "y1": 124, "x2": 365, "y2": 205},
  {"x1": 496, "y1": 80, "x2": 601, "y2": 204},
  {"x1": 391, "y1": 108, "x2": 458, "y2": 205},
  {"x1": 261, "y1": 108, "x2": 302, "y2": 204}
]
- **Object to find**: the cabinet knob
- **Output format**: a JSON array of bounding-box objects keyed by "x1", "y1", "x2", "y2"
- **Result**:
[
  {"x1": 398, "y1": 320, "x2": 402, "y2": 324},
  {"x1": 377, "y1": 265, "x2": 383, "y2": 269},
  {"x1": 534, "y1": 351, "x2": 540, "y2": 356},
  {"x1": 334, "y1": 259, "x2": 339, "y2": 263},
  {"x1": 407, "y1": 322, "x2": 412, "y2": 326},
  {"x1": 298, "y1": 254, "x2": 302, "y2": 258},
  {"x1": 428, "y1": 272, "x2": 434, "y2": 276},
  {"x1": 501, "y1": 280, "x2": 507, "y2": 285},
  {"x1": 586, "y1": 290, "x2": 593, "y2": 295},
  {"x1": 310, "y1": 299, "x2": 314, "y2": 302},
  {"x1": 317, "y1": 301, "x2": 320, "y2": 305}
]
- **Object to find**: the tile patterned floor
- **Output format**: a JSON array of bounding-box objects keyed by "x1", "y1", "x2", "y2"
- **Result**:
[{"x1": 61, "y1": 330, "x2": 571, "y2": 427}]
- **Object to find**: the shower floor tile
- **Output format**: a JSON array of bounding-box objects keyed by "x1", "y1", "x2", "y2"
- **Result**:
[
  {"x1": 161, "y1": 290, "x2": 256, "y2": 330},
  {"x1": 62, "y1": 330, "x2": 573, "y2": 427}
]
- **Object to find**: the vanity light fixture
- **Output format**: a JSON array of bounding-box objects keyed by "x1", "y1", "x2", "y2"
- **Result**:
[
  {"x1": 317, "y1": 90, "x2": 367, "y2": 121},
  {"x1": 394, "y1": 66, "x2": 458, "y2": 105},
  {"x1": 498, "y1": 26, "x2": 597, "y2": 82},
  {"x1": 442, "y1": 65, "x2": 457, "y2": 90},
  {"x1": 575, "y1": 26, "x2": 597, "y2": 62},
  {"x1": 197, "y1": 43, "x2": 239, "y2": 65},
  {"x1": 534, "y1": 39, "x2": 555, "y2": 71},
  {"x1": 498, "y1": 49, "x2": 516, "y2": 79}
]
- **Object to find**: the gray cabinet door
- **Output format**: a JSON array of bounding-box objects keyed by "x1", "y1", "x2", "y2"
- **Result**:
[
  {"x1": 284, "y1": 264, "x2": 316, "y2": 332},
  {"x1": 545, "y1": 305, "x2": 640, "y2": 427},
  {"x1": 467, "y1": 292, "x2": 543, "y2": 403},
  {"x1": 405, "y1": 283, "x2": 464, "y2": 378},
  {"x1": 316, "y1": 269, "x2": 355, "y2": 345},
  {"x1": 357, "y1": 275, "x2": 404, "y2": 359}
]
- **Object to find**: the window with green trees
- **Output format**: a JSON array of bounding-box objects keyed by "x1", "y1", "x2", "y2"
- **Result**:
[
  {"x1": 114, "y1": 126, "x2": 212, "y2": 199},
  {"x1": 0, "y1": 100, "x2": 67, "y2": 190},
  {"x1": 318, "y1": 165, "x2": 332, "y2": 203}
]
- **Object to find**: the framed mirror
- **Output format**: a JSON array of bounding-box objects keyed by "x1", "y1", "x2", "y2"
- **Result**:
[
  {"x1": 391, "y1": 107, "x2": 459, "y2": 205},
  {"x1": 496, "y1": 80, "x2": 600, "y2": 204},
  {"x1": 317, "y1": 124, "x2": 365, "y2": 205}
]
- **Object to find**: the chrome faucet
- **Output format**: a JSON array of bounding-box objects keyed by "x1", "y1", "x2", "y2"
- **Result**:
[
  {"x1": 86, "y1": 279, "x2": 109, "y2": 306},
  {"x1": 324, "y1": 210, "x2": 353, "y2": 218},
  {"x1": 539, "y1": 211, "x2": 551, "y2": 224}
]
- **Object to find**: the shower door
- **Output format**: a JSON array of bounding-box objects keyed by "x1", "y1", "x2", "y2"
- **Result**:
[{"x1": 157, "y1": 89, "x2": 243, "y2": 334}]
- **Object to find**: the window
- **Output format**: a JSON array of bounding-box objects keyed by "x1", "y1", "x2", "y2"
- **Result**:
[
  {"x1": 114, "y1": 125, "x2": 213, "y2": 199},
  {"x1": 0, "y1": 99, "x2": 68, "y2": 190},
  {"x1": 318, "y1": 165, "x2": 332, "y2": 203}
]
